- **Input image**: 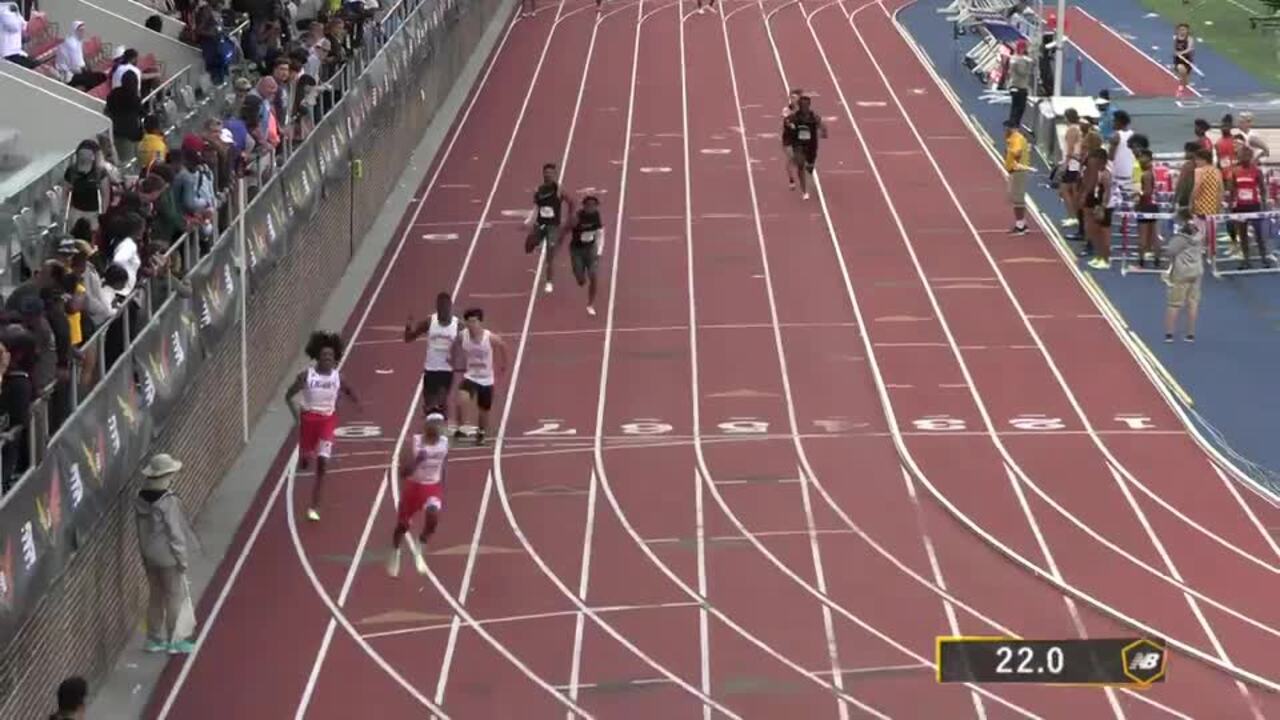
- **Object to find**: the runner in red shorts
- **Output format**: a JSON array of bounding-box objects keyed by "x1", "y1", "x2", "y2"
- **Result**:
[
  {"x1": 387, "y1": 412, "x2": 449, "y2": 577},
  {"x1": 286, "y1": 331, "x2": 361, "y2": 522}
]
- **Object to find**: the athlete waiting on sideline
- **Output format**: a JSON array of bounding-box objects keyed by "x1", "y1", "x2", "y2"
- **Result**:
[
  {"x1": 781, "y1": 88, "x2": 802, "y2": 190},
  {"x1": 404, "y1": 291, "x2": 460, "y2": 432},
  {"x1": 286, "y1": 331, "x2": 361, "y2": 522},
  {"x1": 564, "y1": 195, "x2": 605, "y2": 316},
  {"x1": 1229, "y1": 146, "x2": 1271, "y2": 268},
  {"x1": 450, "y1": 308, "x2": 508, "y2": 446},
  {"x1": 784, "y1": 95, "x2": 827, "y2": 201},
  {"x1": 526, "y1": 162, "x2": 574, "y2": 294},
  {"x1": 387, "y1": 412, "x2": 449, "y2": 578}
]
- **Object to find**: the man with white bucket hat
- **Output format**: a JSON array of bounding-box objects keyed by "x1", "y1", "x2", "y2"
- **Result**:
[{"x1": 134, "y1": 453, "x2": 199, "y2": 654}]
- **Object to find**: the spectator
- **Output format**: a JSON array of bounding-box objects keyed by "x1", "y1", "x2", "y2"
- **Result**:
[
  {"x1": 63, "y1": 140, "x2": 110, "y2": 230},
  {"x1": 269, "y1": 57, "x2": 292, "y2": 130},
  {"x1": 1005, "y1": 39, "x2": 1033, "y2": 128},
  {"x1": 1, "y1": 3, "x2": 39, "y2": 70},
  {"x1": 42, "y1": 281, "x2": 72, "y2": 432},
  {"x1": 324, "y1": 16, "x2": 348, "y2": 67},
  {"x1": 57, "y1": 239, "x2": 95, "y2": 342},
  {"x1": 50, "y1": 675, "x2": 88, "y2": 720},
  {"x1": 1163, "y1": 210, "x2": 1204, "y2": 344},
  {"x1": 174, "y1": 147, "x2": 217, "y2": 244},
  {"x1": 106, "y1": 71, "x2": 145, "y2": 166},
  {"x1": 107, "y1": 211, "x2": 144, "y2": 295},
  {"x1": 1095, "y1": 90, "x2": 1113, "y2": 138},
  {"x1": 138, "y1": 115, "x2": 168, "y2": 170},
  {"x1": 145, "y1": 13, "x2": 164, "y2": 33},
  {"x1": 8, "y1": 261, "x2": 65, "y2": 389},
  {"x1": 110, "y1": 47, "x2": 141, "y2": 89},
  {"x1": 55, "y1": 22, "x2": 108, "y2": 91},
  {"x1": 292, "y1": 74, "x2": 317, "y2": 140},
  {"x1": 248, "y1": 77, "x2": 281, "y2": 149},
  {"x1": 0, "y1": 325, "x2": 36, "y2": 491},
  {"x1": 145, "y1": 165, "x2": 186, "y2": 246},
  {"x1": 135, "y1": 453, "x2": 199, "y2": 655},
  {"x1": 101, "y1": 263, "x2": 131, "y2": 368}
]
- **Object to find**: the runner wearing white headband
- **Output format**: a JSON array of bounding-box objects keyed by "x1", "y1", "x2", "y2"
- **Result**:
[{"x1": 387, "y1": 412, "x2": 449, "y2": 577}]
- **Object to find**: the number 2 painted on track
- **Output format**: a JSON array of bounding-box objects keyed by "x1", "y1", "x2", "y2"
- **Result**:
[{"x1": 525, "y1": 419, "x2": 578, "y2": 436}]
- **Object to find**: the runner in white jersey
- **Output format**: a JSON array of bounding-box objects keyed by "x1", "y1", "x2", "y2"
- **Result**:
[
  {"x1": 285, "y1": 331, "x2": 361, "y2": 522},
  {"x1": 1109, "y1": 110, "x2": 1136, "y2": 198},
  {"x1": 449, "y1": 307, "x2": 508, "y2": 446},
  {"x1": 404, "y1": 291, "x2": 460, "y2": 431},
  {"x1": 388, "y1": 412, "x2": 449, "y2": 577}
]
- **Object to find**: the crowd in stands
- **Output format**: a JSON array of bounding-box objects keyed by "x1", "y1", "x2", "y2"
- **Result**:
[{"x1": 0, "y1": 0, "x2": 377, "y2": 495}]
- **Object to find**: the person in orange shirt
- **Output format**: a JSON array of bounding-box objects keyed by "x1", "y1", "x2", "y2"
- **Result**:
[{"x1": 1191, "y1": 148, "x2": 1223, "y2": 252}]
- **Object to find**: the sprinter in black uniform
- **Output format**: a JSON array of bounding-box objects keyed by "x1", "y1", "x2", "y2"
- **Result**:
[
  {"x1": 526, "y1": 162, "x2": 573, "y2": 294},
  {"x1": 785, "y1": 96, "x2": 827, "y2": 200},
  {"x1": 782, "y1": 88, "x2": 802, "y2": 190},
  {"x1": 564, "y1": 195, "x2": 604, "y2": 316},
  {"x1": 1173, "y1": 23, "x2": 1195, "y2": 97}
]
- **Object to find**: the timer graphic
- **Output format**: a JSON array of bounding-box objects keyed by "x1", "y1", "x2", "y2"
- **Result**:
[{"x1": 936, "y1": 637, "x2": 1168, "y2": 687}]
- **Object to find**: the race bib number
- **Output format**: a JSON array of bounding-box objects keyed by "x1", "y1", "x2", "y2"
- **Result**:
[
  {"x1": 539, "y1": 205, "x2": 555, "y2": 219},
  {"x1": 1238, "y1": 187, "x2": 1257, "y2": 204},
  {"x1": 1067, "y1": 158, "x2": 1081, "y2": 172},
  {"x1": 579, "y1": 230, "x2": 598, "y2": 244},
  {"x1": 797, "y1": 127, "x2": 812, "y2": 141}
]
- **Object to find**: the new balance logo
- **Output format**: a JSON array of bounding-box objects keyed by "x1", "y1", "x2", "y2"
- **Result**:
[{"x1": 1128, "y1": 652, "x2": 1161, "y2": 671}]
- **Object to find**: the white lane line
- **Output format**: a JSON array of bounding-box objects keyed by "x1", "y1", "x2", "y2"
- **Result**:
[
  {"x1": 1211, "y1": 464, "x2": 1280, "y2": 563},
  {"x1": 486, "y1": 0, "x2": 740, "y2": 713},
  {"x1": 898, "y1": 467, "x2": 986, "y2": 719},
  {"x1": 565, "y1": 468, "x2": 600, "y2": 717},
  {"x1": 364, "y1": 601, "x2": 701, "y2": 640},
  {"x1": 797, "y1": 467, "x2": 848, "y2": 720},
  {"x1": 695, "y1": 469, "x2": 713, "y2": 720},
  {"x1": 1071, "y1": 5, "x2": 1205, "y2": 83},
  {"x1": 153, "y1": 8, "x2": 530, "y2": 716}
]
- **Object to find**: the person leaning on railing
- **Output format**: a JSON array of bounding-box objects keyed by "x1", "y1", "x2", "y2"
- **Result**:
[{"x1": 0, "y1": 325, "x2": 35, "y2": 493}]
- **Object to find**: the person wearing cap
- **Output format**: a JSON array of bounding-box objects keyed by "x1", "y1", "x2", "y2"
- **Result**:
[
  {"x1": 1162, "y1": 209, "x2": 1204, "y2": 343},
  {"x1": 56, "y1": 238, "x2": 93, "y2": 345},
  {"x1": 1005, "y1": 38, "x2": 1033, "y2": 128},
  {"x1": 134, "y1": 452, "x2": 199, "y2": 654},
  {"x1": 1003, "y1": 119, "x2": 1034, "y2": 236},
  {"x1": 388, "y1": 413, "x2": 449, "y2": 577}
]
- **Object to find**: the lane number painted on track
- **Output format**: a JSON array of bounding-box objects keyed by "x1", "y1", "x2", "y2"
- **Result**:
[
  {"x1": 1009, "y1": 415, "x2": 1067, "y2": 431},
  {"x1": 717, "y1": 418, "x2": 769, "y2": 434},
  {"x1": 1115, "y1": 415, "x2": 1155, "y2": 430},
  {"x1": 336, "y1": 424, "x2": 382, "y2": 438},
  {"x1": 525, "y1": 419, "x2": 578, "y2": 436},
  {"x1": 912, "y1": 416, "x2": 967, "y2": 432},
  {"x1": 621, "y1": 420, "x2": 674, "y2": 436}
]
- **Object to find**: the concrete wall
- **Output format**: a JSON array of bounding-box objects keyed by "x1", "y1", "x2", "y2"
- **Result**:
[{"x1": 92, "y1": 0, "x2": 187, "y2": 37}]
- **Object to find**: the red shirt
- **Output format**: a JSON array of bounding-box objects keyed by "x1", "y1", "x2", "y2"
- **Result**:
[
  {"x1": 1216, "y1": 136, "x2": 1237, "y2": 170},
  {"x1": 1233, "y1": 165, "x2": 1263, "y2": 207}
]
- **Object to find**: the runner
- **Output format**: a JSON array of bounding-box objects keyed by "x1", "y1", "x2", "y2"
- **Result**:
[
  {"x1": 525, "y1": 162, "x2": 573, "y2": 294},
  {"x1": 1173, "y1": 23, "x2": 1195, "y2": 98},
  {"x1": 696, "y1": 0, "x2": 715, "y2": 14},
  {"x1": 1229, "y1": 146, "x2": 1271, "y2": 268},
  {"x1": 1058, "y1": 108, "x2": 1084, "y2": 236},
  {"x1": 285, "y1": 331, "x2": 361, "y2": 522},
  {"x1": 450, "y1": 308, "x2": 508, "y2": 446},
  {"x1": 564, "y1": 194, "x2": 605, "y2": 316},
  {"x1": 387, "y1": 412, "x2": 449, "y2": 577},
  {"x1": 1238, "y1": 111, "x2": 1271, "y2": 162},
  {"x1": 519, "y1": 0, "x2": 535, "y2": 19},
  {"x1": 785, "y1": 95, "x2": 827, "y2": 201},
  {"x1": 1108, "y1": 110, "x2": 1136, "y2": 200},
  {"x1": 782, "y1": 88, "x2": 802, "y2": 190},
  {"x1": 1135, "y1": 149, "x2": 1160, "y2": 268},
  {"x1": 404, "y1": 291, "x2": 460, "y2": 432}
]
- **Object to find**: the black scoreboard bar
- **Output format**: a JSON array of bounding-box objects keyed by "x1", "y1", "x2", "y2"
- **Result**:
[{"x1": 936, "y1": 637, "x2": 1168, "y2": 687}]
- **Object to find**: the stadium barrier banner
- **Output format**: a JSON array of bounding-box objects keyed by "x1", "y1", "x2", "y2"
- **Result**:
[
  {"x1": 187, "y1": 236, "x2": 242, "y2": 350},
  {"x1": 242, "y1": 183, "x2": 289, "y2": 285},
  {"x1": 0, "y1": 348, "x2": 154, "y2": 645},
  {"x1": 132, "y1": 299, "x2": 202, "y2": 429}
]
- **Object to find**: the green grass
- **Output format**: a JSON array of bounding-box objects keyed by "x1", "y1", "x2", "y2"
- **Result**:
[{"x1": 1140, "y1": 0, "x2": 1280, "y2": 89}]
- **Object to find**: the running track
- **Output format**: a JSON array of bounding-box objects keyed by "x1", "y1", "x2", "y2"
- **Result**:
[{"x1": 144, "y1": 0, "x2": 1280, "y2": 717}]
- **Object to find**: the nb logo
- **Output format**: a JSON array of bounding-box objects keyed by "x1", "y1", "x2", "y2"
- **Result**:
[{"x1": 1128, "y1": 652, "x2": 1161, "y2": 671}]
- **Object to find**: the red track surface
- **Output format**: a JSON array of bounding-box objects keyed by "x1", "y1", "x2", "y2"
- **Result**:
[
  {"x1": 144, "y1": 1, "x2": 1280, "y2": 717},
  {"x1": 1065, "y1": 6, "x2": 1190, "y2": 97}
]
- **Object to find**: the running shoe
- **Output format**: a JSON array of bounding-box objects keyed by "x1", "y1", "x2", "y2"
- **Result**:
[
  {"x1": 144, "y1": 640, "x2": 168, "y2": 654},
  {"x1": 1184, "y1": 334, "x2": 1195, "y2": 343},
  {"x1": 169, "y1": 641, "x2": 196, "y2": 655},
  {"x1": 386, "y1": 548, "x2": 402, "y2": 578},
  {"x1": 802, "y1": 192, "x2": 810, "y2": 200},
  {"x1": 1060, "y1": 217, "x2": 1078, "y2": 228},
  {"x1": 1009, "y1": 225, "x2": 1028, "y2": 236},
  {"x1": 586, "y1": 306, "x2": 596, "y2": 316},
  {"x1": 544, "y1": 281, "x2": 554, "y2": 294},
  {"x1": 1164, "y1": 334, "x2": 1174, "y2": 344},
  {"x1": 475, "y1": 431, "x2": 486, "y2": 447},
  {"x1": 306, "y1": 508, "x2": 320, "y2": 522},
  {"x1": 405, "y1": 536, "x2": 429, "y2": 575}
]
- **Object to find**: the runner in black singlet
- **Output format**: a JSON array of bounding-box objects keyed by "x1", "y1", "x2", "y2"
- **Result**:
[
  {"x1": 526, "y1": 162, "x2": 573, "y2": 294},
  {"x1": 564, "y1": 195, "x2": 604, "y2": 316},
  {"x1": 1173, "y1": 23, "x2": 1194, "y2": 97},
  {"x1": 785, "y1": 96, "x2": 827, "y2": 200}
]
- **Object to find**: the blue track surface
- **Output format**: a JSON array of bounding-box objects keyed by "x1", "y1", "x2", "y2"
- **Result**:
[{"x1": 899, "y1": 0, "x2": 1280, "y2": 487}]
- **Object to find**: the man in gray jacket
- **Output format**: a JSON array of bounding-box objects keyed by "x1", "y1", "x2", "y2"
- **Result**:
[
  {"x1": 1163, "y1": 210, "x2": 1205, "y2": 343},
  {"x1": 134, "y1": 453, "x2": 198, "y2": 654}
]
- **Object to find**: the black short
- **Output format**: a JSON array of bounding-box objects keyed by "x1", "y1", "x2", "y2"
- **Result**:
[
  {"x1": 423, "y1": 370, "x2": 453, "y2": 405},
  {"x1": 525, "y1": 222, "x2": 560, "y2": 253},
  {"x1": 1096, "y1": 208, "x2": 1114, "y2": 228},
  {"x1": 460, "y1": 378, "x2": 494, "y2": 411},
  {"x1": 1136, "y1": 202, "x2": 1159, "y2": 226},
  {"x1": 1061, "y1": 170, "x2": 1081, "y2": 185},
  {"x1": 570, "y1": 243, "x2": 598, "y2": 282},
  {"x1": 791, "y1": 144, "x2": 817, "y2": 169}
]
